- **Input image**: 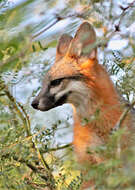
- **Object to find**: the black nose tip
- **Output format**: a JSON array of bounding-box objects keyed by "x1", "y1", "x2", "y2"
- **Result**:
[{"x1": 31, "y1": 100, "x2": 39, "y2": 109}]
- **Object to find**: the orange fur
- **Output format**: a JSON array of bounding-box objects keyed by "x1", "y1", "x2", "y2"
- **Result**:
[{"x1": 32, "y1": 22, "x2": 132, "y2": 189}]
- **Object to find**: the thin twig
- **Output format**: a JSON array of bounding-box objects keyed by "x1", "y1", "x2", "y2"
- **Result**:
[
  {"x1": 86, "y1": 31, "x2": 115, "y2": 53},
  {"x1": 17, "y1": 102, "x2": 31, "y2": 135},
  {"x1": 41, "y1": 143, "x2": 72, "y2": 153},
  {"x1": 111, "y1": 100, "x2": 135, "y2": 134},
  {"x1": 115, "y1": 0, "x2": 135, "y2": 31},
  {"x1": 4, "y1": 86, "x2": 31, "y2": 137},
  {"x1": 32, "y1": 15, "x2": 63, "y2": 39},
  {"x1": 109, "y1": 100, "x2": 135, "y2": 158},
  {"x1": 34, "y1": 138, "x2": 56, "y2": 190},
  {"x1": 32, "y1": 11, "x2": 87, "y2": 39},
  {"x1": 9, "y1": 155, "x2": 50, "y2": 183}
]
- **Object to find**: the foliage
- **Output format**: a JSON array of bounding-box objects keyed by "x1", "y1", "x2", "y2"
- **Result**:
[{"x1": 0, "y1": 0, "x2": 135, "y2": 189}]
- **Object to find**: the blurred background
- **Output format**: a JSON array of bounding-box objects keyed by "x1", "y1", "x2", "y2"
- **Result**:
[{"x1": 0, "y1": 0, "x2": 135, "y2": 189}]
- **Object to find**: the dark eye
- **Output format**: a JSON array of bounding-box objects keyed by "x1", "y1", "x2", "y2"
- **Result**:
[{"x1": 50, "y1": 79, "x2": 62, "y2": 86}]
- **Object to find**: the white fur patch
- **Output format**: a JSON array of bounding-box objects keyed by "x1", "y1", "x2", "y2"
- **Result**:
[{"x1": 55, "y1": 80, "x2": 91, "y2": 118}]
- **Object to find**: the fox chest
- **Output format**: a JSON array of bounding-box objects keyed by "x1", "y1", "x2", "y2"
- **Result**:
[{"x1": 73, "y1": 124, "x2": 103, "y2": 163}]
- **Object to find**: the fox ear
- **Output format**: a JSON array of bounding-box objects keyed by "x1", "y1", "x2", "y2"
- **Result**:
[
  {"x1": 68, "y1": 22, "x2": 97, "y2": 61},
  {"x1": 56, "y1": 34, "x2": 73, "y2": 61}
]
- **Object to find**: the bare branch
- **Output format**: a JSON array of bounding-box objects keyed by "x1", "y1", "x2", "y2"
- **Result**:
[
  {"x1": 41, "y1": 143, "x2": 72, "y2": 154},
  {"x1": 115, "y1": 0, "x2": 135, "y2": 31},
  {"x1": 110, "y1": 100, "x2": 135, "y2": 134}
]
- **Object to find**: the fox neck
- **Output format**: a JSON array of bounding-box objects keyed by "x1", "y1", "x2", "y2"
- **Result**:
[
  {"x1": 72, "y1": 64, "x2": 122, "y2": 141},
  {"x1": 73, "y1": 94, "x2": 122, "y2": 134},
  {"x1": 72, "y1": 71, "x2": 123, "y2": 163}
]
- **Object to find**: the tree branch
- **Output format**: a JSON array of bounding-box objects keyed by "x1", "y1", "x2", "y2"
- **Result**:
[
  {"x1": 115, "y1": 0, "x2": 135, "y2": 31},
  {"x1": 1, "y1": 83, "x2": 56, "y2": 190},
  {"x1": 41, "y1": 143, "x2": 72, "y2": 154},
  {"x1": 110, "y1": 100, "x2": 135, "y2": 134}
]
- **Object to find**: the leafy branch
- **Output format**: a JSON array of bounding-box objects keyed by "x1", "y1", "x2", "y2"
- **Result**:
[{"x1": 0, "y1": 82, "x2": 56, "y2": 190}]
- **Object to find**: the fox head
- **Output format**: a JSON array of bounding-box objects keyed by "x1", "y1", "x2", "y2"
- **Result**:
[{"x1": 31, "y1": 22, "x2": 98, "y2": 116}]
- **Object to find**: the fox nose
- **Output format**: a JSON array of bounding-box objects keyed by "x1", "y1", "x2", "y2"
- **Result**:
[{"x1": 31, "y1": 99, "x2": 39, "y2": 109}]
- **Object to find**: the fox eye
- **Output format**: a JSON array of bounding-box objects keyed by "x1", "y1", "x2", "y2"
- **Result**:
[{"x1": 50, "y1": 79, "x2": 62, "y2": 87}]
